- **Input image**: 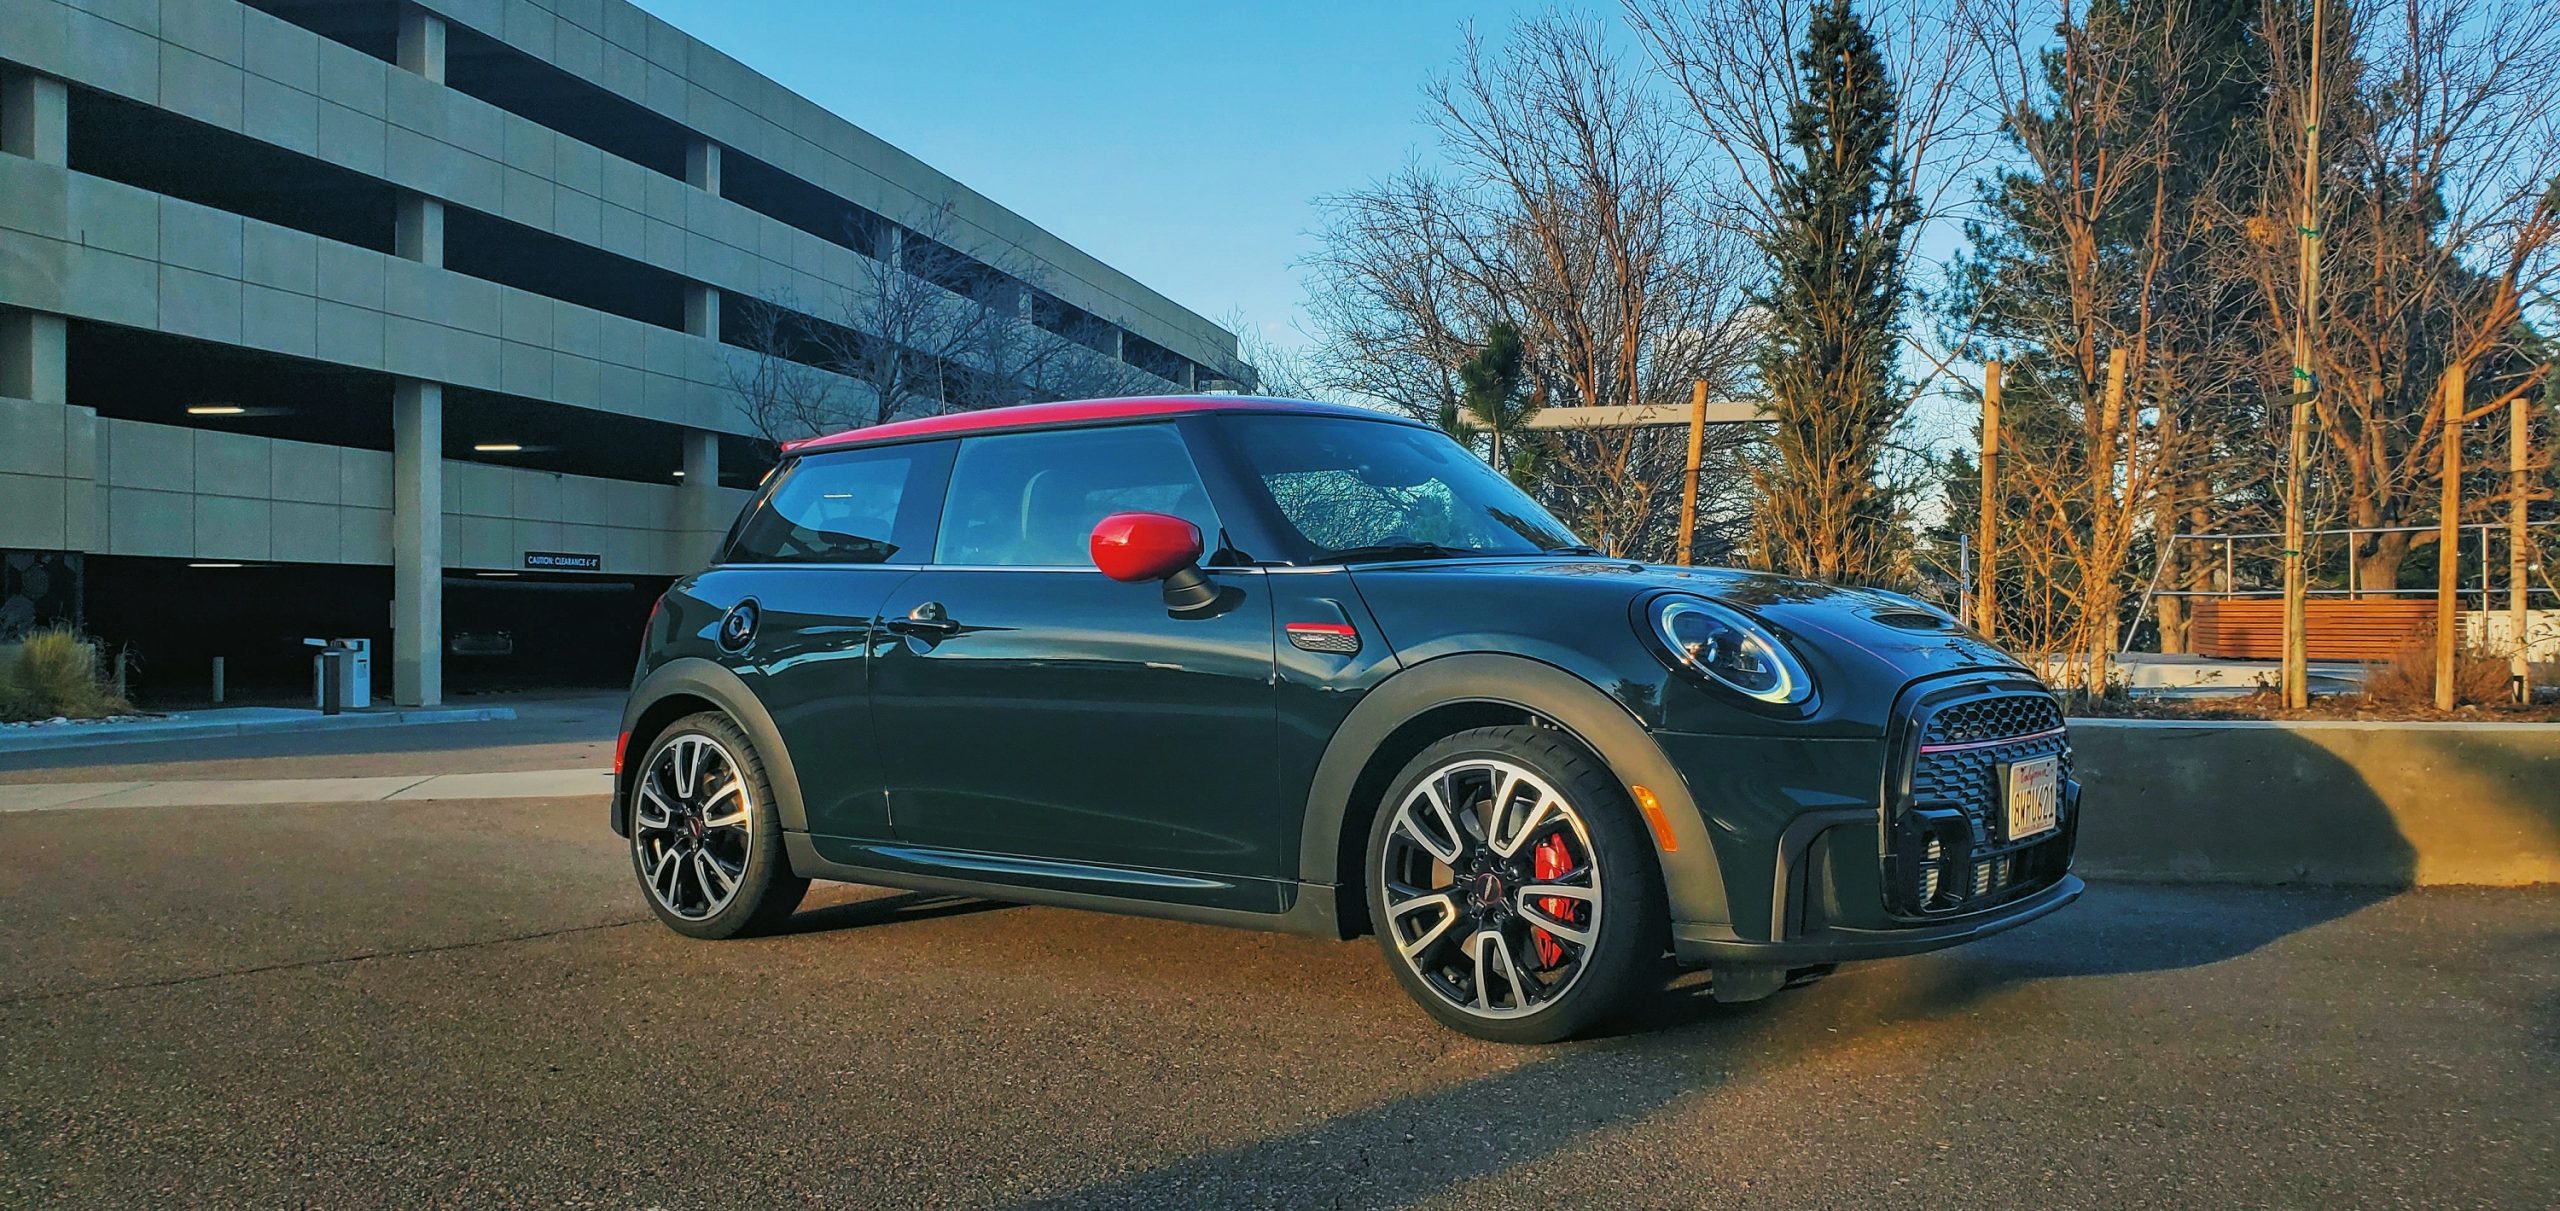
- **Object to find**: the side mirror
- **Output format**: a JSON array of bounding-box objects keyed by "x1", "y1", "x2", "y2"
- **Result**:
[{"x1": 1090, "y1": 511, "x2": 1218, "y2": 612}]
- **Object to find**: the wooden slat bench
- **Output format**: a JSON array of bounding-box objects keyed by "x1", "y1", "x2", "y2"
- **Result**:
[{"x1": 2187, "y1": 599, "x2": 2442, "y2": 661}]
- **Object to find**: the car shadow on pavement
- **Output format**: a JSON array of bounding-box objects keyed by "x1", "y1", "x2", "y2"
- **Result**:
[
  {"x1": 775, "y1": 891, "x2": 1014, "y2": 936},
  {"x1": 1001, "y1": 999, "x2": 1785, "y2": 1211}
]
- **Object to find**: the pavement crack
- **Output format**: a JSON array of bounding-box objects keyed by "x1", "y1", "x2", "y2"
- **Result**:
[{"x1": 0, "y1": 917, "x2": 650, "y2": 1008}]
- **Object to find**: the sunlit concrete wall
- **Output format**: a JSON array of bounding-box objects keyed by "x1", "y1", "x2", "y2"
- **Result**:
[{"x1": 2070, "y1": 719, "x2": 2560, "y2": 887}]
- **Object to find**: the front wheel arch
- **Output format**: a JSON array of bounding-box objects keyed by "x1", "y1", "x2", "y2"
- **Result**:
[{"x1": 1299, "y1": 653, "x2": 1730, "y2": 939}]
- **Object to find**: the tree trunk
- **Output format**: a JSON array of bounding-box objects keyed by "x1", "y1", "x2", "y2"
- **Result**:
[{"x1": 2354, "y1": 529, "x2": 2416, "y2": 599}]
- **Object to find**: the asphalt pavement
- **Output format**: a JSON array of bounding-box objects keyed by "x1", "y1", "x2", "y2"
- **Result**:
[{"x1": 0, "y1": 708, "x2": 2552, "y2": 1208}]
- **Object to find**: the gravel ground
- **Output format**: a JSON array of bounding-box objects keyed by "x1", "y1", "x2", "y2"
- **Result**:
[{"x1": 0, "y1": 785, "x2": 2551, "y2": 1209}]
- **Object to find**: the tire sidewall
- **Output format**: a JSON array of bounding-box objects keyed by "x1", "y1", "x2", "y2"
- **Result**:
[
  {"x1": 629, "y1": 712, "x2": 802, "y2": 939},
  {"x1": 1365, "y1": 725, "x2": 1665, "y2": 1044}
]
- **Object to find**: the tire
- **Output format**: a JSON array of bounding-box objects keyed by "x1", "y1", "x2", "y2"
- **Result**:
[
  {"x1": 1365, "y1": 725, "x2": 1665, "y2": 1043},
  {"x1": 627, "y1": 711, "x2": 808, "y2": 939}
]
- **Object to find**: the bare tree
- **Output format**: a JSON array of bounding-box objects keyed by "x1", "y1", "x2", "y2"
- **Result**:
[
  {"x1": 2235, "y1": 0, "x2": 2560, "y2": 593},
  {"x1": 1304, "y1": 15, "x2": 1759, "y2": 558},
  {"x1": 724, "y1": 197, "x2": 1183, "y2": 446}
]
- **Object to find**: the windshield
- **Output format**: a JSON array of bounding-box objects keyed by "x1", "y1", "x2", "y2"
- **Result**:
[{"x1": 1225, "y1": 415, "x2": 1587, "y2": 561}]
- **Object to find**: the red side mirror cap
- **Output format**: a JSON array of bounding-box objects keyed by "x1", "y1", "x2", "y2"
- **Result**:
[{"x1": 1090, "y1": 511, "x2": 1204, "y2": 583}]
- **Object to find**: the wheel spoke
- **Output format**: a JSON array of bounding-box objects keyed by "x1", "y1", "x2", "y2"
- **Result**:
[
  {"x1": 650, "y1": 848, "x2": 681, "y2": 902},
  {"x1": 1517, "y1": 893, "x2": 1594, "y2": 947},
  {"x1": 698, "y1": 779, "x2": 747, "y2": 831},
  {"x1": 635, "y1": 783, "x2": 674, "y2": 830},
  {"x1": 1394, "y1": 783, "x2": 1465, "y2": 865},
  {"x1": 1490, "y1": 791, "x2": 1563, "y2": 859},
  {"x1": 1385, "y1": 890, "x2": 1460, "y2": 959},
  {"x1": 1469, "y1": 929, "x2": 1523, "y2": 1013},
  {"x1": 695, "y1": 850, "x2": 738, "y2": 900},
  {"x1": 673, "y1": 738, "x2": 703, "y2": 799}
]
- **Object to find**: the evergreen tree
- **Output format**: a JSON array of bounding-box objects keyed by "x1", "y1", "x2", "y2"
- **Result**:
[
  {"x1": 1748, "y1": 0, "x2": 1920, "y2": 583},
  {"x1": 1456, "y1": 321, "x2": 1544, "y2": 485}
]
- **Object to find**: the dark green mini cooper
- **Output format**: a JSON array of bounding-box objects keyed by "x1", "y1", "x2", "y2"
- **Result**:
[{"x1": 616, "y1": 396, "x2": 2081, "y2": 1042}]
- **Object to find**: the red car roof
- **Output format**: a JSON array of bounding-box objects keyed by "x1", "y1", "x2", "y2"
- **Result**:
[{"x1": 781, "y1": 395, "x2": 1419, "y2": 455}]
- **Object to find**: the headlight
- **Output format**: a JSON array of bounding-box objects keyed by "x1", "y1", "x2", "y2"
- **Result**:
[{"x1": 1650, "y1": 597, "x2": 1813, "y2": 705}]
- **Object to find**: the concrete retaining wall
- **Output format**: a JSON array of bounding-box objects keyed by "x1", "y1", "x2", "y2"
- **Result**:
[{"x1": 2070, "y1": 719, "x2": 2560, "y2": 886}]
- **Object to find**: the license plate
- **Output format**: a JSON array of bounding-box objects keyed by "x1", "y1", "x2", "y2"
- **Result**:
[{"x1": 2004, "y1": 755, "x2": 2060, "y2": 841}]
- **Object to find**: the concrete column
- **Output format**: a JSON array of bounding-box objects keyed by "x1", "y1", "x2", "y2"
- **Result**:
[
  {"x1": 392, "y1": 380, "x2": 444, "y2": 706},
  {"x1": 396, "y1": 7, "x2": 446, "y2": 85},
  {"x1": 2, "y1": 70, "x2": 69, "y2": 165},
  {"x1": 0, "y1": 308, "x2": 66, "y2": 405},
  {"x1": 686, "y1": 138, "x2": 721, "y2": 196},
  {"x1": 683, "y1": 284, "x2": 719, "y2": 343},
  {"x1": 679, "y1": 429, "x2": 724, "y2": 566},
  {"x1": 0, "y1": 307, "x2": 92, "y2": 551},
  {"x1": 396, "y1": 193, "x2": 444, "y2": 267}
]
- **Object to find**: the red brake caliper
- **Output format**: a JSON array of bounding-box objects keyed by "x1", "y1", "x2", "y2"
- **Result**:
[{"x1": 1530, "y1": 835, "x2": 1574, "y2": 969}]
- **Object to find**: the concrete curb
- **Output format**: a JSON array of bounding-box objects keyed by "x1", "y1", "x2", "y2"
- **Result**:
[{"x1": 0, "y1": 706, "x2": 517, "y2": 755}]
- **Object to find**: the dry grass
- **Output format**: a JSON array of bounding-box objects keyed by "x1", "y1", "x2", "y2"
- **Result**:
[
  {"x1": 0, "y1": 628, "x2": 132, "y2": 723},
  {"x1": 2360, "y1": 631, "x2": 2515, "y2": 708}
]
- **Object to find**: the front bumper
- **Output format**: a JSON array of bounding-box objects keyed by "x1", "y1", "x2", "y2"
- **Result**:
[
  {"x1": 1673, "y1": 872, "x2": 2083, "y2": 965},
  {"x1": 1651, "y1": 673, "x2": 2083, "y2": 968}
]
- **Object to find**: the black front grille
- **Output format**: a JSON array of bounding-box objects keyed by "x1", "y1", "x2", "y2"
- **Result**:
[
  {"x1": 1923, "y1": 695, "x2": 2063, "y2": 746},
  {"x1": 1884, "y1": 680, "x2": 2076, "y2": 918}
]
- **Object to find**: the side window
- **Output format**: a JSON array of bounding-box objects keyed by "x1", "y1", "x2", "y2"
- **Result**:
[
  {"x1": 725, "y1": 446, "x2": 926, "y2": 565},
  {"x1": 935, "y1": 425, "x2": 1221, "y2": 567}
]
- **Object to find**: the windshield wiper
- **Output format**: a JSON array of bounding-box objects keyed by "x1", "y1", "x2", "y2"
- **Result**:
[
  {"x1": 1315, "y1": 541, "x2": 1472, "y2": 564},
  {"x1": 1548, "y1": 544, "x2": 1606, "y2": 556}
]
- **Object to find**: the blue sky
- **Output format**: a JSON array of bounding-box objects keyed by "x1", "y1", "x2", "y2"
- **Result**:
[{"x1": 631, "y1": 1, "x2": 1553, "y2": 356}]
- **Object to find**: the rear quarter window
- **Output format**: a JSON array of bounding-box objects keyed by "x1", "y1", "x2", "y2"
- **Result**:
[{"x1": 723, "y1": 443, "x2": 950, "y2": 564}]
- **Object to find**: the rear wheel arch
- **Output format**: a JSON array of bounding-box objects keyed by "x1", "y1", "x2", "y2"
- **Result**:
[
  {"x1": 1300, "y1": 653, "x2": 1731, "y2": 939},
  {"x1": 617, "y1": 659, "x2": 809, "y2": 836}
]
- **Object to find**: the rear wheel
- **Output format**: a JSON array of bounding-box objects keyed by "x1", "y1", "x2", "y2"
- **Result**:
[
  {"x1": 1365, "y1": 725, "x2": 1665, "y2": 1043},
  {"x1": 628, "y1": 712, "x2": 806, "y2": 939}
]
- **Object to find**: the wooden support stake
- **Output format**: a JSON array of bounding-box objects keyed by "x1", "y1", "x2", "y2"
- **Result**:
[
  {"x1": 1675, "y1": 379, "x2": 1707, "y2": 566},
  {"x1": 2515, "y1": 385, "x2": 2533, "y2": 699},
  {"x1": 2437, "y1": 362, "x2": 2467, "y2": 710},
  {"x1": 1974, "y1": 361, "x2": 2003, "y2": 637}
]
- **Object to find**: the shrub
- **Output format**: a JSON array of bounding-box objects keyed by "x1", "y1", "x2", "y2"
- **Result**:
[
  {"x1": 2362, "y1": 629, "x2": 2514, "y2": 708},
  {"x1": 0, "y1": 628, "x2": 131, "y2": 723}
]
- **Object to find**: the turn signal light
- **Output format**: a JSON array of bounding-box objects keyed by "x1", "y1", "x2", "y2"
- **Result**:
[{"x1": 1629, "y1": 784, "x2": 1677, "y2": 852}]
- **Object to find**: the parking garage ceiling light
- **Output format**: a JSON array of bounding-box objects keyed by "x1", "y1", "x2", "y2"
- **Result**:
[
  {"x1": 473, "y1": 443, "x2": 523, "y2": 453},
  {"x1": 187, "y1": 562, "x2": 245, "y2": 569},
  {"x1": 187, "y1": 405, "x2": 247, "y2": 416}
]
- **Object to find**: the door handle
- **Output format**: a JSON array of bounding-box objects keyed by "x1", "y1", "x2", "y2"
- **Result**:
[{"x1": 886, "y1": 601, "x2": 961, "y2": 638}]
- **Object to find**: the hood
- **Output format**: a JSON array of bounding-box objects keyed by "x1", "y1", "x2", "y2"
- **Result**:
[{"x1": 1346, "y1": 557, "x2": 2026, "y2": 692}]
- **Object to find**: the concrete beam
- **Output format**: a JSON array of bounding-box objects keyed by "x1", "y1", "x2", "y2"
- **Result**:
[
  {"x1": 396, "y1": 7, "x2": 447, "y2": 85},
  {"x1": 392, "y1": 380, "x2": 443, "y2": 707},
  {"x1": 678, "y1": 429, "x2": 723, "y2": 567},
  {"x1": 1479, "y1": 400, "x2": 1770, "y2": 432},
  {"x1": 1, "y1": 70, "x2": 68, "y2": 166}
]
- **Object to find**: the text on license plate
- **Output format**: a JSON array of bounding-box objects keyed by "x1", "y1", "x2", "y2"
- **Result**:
[{"x1": 2004, "y1": 755, "x2": 2060, "y2": 841}]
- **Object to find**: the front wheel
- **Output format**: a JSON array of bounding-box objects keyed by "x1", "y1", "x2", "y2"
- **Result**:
[
  {"x1": 1365, "y1": 725, "x2": 1666, "y2": 1043},
  {"x1": 628, "y1": 712, "x2": 807, "y2": 939}
]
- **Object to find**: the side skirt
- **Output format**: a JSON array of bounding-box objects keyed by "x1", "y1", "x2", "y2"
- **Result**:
[{"x1": 784, "y1": 833, "x2": 1344, "y2": 938}]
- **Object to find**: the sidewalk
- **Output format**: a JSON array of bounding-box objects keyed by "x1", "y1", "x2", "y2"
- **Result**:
[
  {"x1": 0, "y1": 766, "x2": 609, "y2": 811},
  {"x1": 0, "y1": 704, "x2": 517, "y2": 755}
]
